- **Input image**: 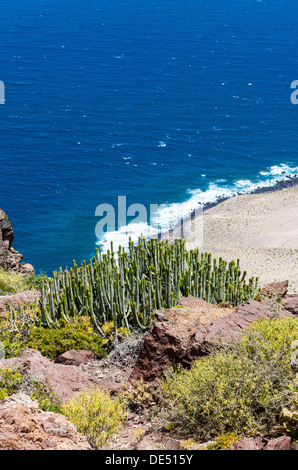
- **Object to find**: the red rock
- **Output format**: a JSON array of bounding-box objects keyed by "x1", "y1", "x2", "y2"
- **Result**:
[
  {"x1": 228, "y1": 437, "x2": 264, "y2": 450},
  {"x1": 282, "y1": 294, "x2": 298, "y2": 315},
  {"x1": 0, "y1": 393, "x2": 92, "y2": 450},
  {"x1": 0, "y1": 290, "x2": 41, "y2": 316},
  {"x1": 264, "y1": 436, "x2": 292, "y2": 451},
  {"x1": 131, "y1": 297, "x2": 290, "y2": 382},
  {"x1": 54, "y1": 349, "x2": 101, "y2": 366},
  {"x1": 3, "y1": 348, "x2": 98, "y2": 403},
  {"x1": 19, "y1": 263, "x2": 35, "y2": 275},
  {"x1": 262, "y1": 281, "x2": 289, "y2": 298},
  {"x1": 131, "y1": 321, "x2": 185, "y2": 382}
]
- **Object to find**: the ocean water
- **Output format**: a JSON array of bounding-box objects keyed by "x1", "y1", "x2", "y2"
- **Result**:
[{"x1": 1, "y1": 0, "x2": 298, "y2": 273}]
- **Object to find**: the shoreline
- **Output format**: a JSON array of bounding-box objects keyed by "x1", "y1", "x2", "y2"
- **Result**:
[
  {"x1": 201, "y1": 174, "x2": 298, "y2": 214},
  {"x1": 160, "y1": 176, "x2": 298, "y2": 293}
]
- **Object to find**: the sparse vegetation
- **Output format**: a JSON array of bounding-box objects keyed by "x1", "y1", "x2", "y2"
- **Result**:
[
  {"x1": 161, "y1": 317, "x2": 298, "y2": 440},
  {"x1": 30, "y1": 378, "x2": 61, "y2": 413},
  {"x1": 0, "y1": 268, "x2": 49, "y2": 295},
  {"x1": 61, "y1": 387, "x2": 126, "y2": 449},
  {"x1": 38, "y1": 238, "x2": 260, "y2": 333},
  {"x1": 0, "y1": 367, "x2": 23, "y2": 400},
  {"x1": 25, "y1": 316, "x2": 108, "y2": 360},
  {"x1": 0, "y1": 268, "x2": 26, "y2": 295}
]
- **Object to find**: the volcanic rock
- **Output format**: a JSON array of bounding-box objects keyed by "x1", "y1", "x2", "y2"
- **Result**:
[
  {"x1": 3, "y1": 348, "x2": 97, "y2": 403},
  {"x1": 131, "y1": 296, "x2": 292, "y2": 382},
  {"x1": 0, "y1": 393, "x2": 92, "y2": 450}
]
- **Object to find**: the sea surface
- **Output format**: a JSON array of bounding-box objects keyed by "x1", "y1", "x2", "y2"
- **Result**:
[{"x1": 1, "y1": 0, "x2": 298, "y2": 273}]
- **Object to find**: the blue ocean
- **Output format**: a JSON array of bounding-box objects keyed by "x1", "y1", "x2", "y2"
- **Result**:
[{"x1": 1, "y1": 0, "x2": 298, "y2": 274}]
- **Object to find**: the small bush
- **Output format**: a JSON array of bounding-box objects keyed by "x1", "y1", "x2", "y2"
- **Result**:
[
  {"x1": 101, "y1": 321, "x2": 130, "y2": 341},
  {"x1": 0, "y1": 367, "x2": 23, "y2": 400},
  {"x1": 61, "y1": 387, "x2": 126, "y2": 448},
  {"x1": 120, "y1": 379, "x2": 151, "y2": 411},
  {"x1": 0, "y1": 268, "x2": 25, "y2": 295},
  {"x1": 207, "y1": 432, "x2": 239, "y2": 450},
  {"x1": 162, "y1": 317, "x2": 298, "y2": 440},
  {"x1": 30, "y1": 379, "x2": 61, "y2": 414},
  {"x1": 23, "y1": 272, "x2": 49, "y2": 291},
  {"x1": 26, "y1": 316, "x2": 108, "y2": 360},
  {"x1": 0, "y1": 305, "x2": 40, "y2": 358}
]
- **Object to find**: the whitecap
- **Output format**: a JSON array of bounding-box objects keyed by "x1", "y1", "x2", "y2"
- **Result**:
[{"x1": 95, "y1": 163, "x2": 298, "y2": 253}]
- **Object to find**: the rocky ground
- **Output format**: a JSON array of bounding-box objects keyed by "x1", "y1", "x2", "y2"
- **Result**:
[
  {"x1": 0, "y1": 281, "x2": 297, "y2": 450},
  {"x1": 1, "y1": 209, "x2": 298, "y2": 450}
]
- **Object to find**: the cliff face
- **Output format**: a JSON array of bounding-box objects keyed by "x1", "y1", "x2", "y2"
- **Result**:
[{"x1": 0, "y1": 209, "x2": 34, "y2": 274}]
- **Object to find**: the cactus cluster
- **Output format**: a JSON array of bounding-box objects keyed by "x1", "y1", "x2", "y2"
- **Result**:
[{"x1": 39, "y1": 237, "x2": 260, "y2": 333}]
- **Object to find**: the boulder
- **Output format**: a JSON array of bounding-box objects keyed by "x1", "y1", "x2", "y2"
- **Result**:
[
  {"x1": 131, "y1": 297, "x2": 234, "y2": 382},
  {"x1": 0, "y1": 393, "x2": 92, "y2": 450},
  {"x1": 54, "y1": 349, "x2": 101, "y2": 366},
  {"x1": 263, "y1": 436, "x2": 292, "y2": 451},
  {"x1": 2, "y1": 348, "x2": 98, "y2": 403},
  {"x1": 185, "y1": 299, "x2": 290, "y2": 363},
  {"x1": 228, "y1": 437, "x2": 264, "y2": 450},
  {"x1": 262, "y1": 280, "x2": 289, "y2": 298},
  {"x1": 282, "y1": 294, "x2": 298, "y2": 315},
  {"x1": 19, "y1": 263, "x2": 35, "y2": 276},
  {"x1": 0, "y1": 290, "x2": 41, "y2": 316},
  {"x1": 131, "y1": 297, "x2": 292, "y2": 382}
]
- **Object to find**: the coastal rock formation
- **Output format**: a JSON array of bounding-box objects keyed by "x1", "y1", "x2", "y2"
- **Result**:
[
  {"x1": 0, "y1": 290, "x2": 41, "y2": 316},
  {"x1": 0, "y1": 209, "x2": 34, "y2": 274},
  {"x1": 0, "y1": 393, "x2": 92, "y2": 450},
  {"x1": 131, "y1": 297, "x2": 292, "y2": 382},
  {"x1": 3, "y1": 348, "x2": 98, "y2": 403}
]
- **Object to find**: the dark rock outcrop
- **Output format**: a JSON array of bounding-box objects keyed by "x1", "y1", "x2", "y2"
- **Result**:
[
  {"x1": 262, "y1": 280, "x2": 289, "y2": 298},
  {"x1": 131, "y1": 297, "x2": 292, "y2": 382},
  {"x1": 0, "y1": 209, "x2": 34, "y2": 274},
  {"x1": 282, "y1": 294, "x2": 298, "y2": 315},
  {"x1": 0, "y1": 393, "x2": 92, "y2": 450}
]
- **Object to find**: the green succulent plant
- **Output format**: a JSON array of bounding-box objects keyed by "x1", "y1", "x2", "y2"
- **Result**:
[{"x1": 38, "y1": 237, "x2": 260, "y2": 334}]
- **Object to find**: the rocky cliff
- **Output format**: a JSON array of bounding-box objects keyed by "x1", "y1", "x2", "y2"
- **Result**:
[{"x1": 0, "y1": 209, "x2": 34, "y2": 274}]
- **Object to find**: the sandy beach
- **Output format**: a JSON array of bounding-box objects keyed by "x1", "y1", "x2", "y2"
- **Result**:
[{"x1": 164, "y1": 185, "x2": 298, "y2": 294}]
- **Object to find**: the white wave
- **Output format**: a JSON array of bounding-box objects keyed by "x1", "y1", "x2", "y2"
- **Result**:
[{"x1": 95, "y1": 163, "x2": 298, "y2": 252}]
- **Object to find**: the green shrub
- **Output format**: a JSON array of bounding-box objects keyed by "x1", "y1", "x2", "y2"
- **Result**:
[
  {"x1": 0, "y1": 306, "x2": 40, "y2": 358},
  {"x1": 0, "y1": 268, "x2": 47, "y2": 295},
  {"x1": 207, "y1": 432, "x2": 239, "y2": 450},
  {"x1": 61, "y1": 387, "x2": 126, "y2": 448},
  {"x1": 0, "y1": 367, "x2": 23, "y2": 400},
  {"x1": 30, "y1": 379, "x2": 61, "y2": 413},
  {"x1": 0, "y1": 268, "x2": 25, "y2": 295},
  {"x1": 26, "y1": 316, "x2": 108, "y2": 360},
  {"x1": 162, "y1": 317, "x2": 298, "y2": 440},
  {"x1": 23, "y1": 272, "x2": 49, "y2": 291}
]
